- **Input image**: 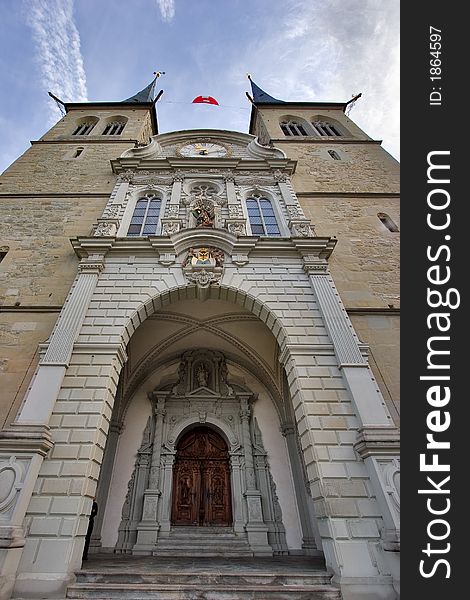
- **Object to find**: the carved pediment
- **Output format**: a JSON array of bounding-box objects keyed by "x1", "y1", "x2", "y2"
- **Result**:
[{"x1": 168, "y1": 349, "x2": 233, "y2": 397}]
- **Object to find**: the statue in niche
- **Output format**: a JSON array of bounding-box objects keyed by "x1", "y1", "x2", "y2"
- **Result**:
[
  {"x1": 191, "y1": 198, "x2": 215, "y2": 227},
  {"x1": 196, "y1": 363, "x2": 209, "y2": 387}
]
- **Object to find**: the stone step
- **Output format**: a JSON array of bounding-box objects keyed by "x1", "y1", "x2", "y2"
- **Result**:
[
  {"x1": 152, "y1": 528, "x2": 253, "y2": 557},
  {"x1": 76, "y1": 570, "x2": 332, "y2": 586},
  {"x1": 66, "y1": 582, "x2": 342, "y2": 600}
]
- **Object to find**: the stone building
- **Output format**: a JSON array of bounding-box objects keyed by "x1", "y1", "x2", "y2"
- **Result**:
[{"x1": 0, "y1": 76, "x2": 400, "y2": 599}]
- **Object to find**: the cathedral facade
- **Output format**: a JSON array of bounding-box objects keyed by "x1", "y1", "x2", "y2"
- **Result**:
[{"x1": 0, "y1": 77, "x2": 400, "y2": 599}]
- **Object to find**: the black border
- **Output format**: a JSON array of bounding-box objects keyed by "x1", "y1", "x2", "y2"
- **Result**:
[{"x1": 401, "y1": 4, "x2": 466, "y2": 597}]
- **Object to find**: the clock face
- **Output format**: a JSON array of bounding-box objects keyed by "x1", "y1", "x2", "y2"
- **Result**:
[{"x1": 177, "y1": 141, "x2": 228, "y2": 158}]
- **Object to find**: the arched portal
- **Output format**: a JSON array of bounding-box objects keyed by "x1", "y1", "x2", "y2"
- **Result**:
[{"x1": 171, "y1": 426, "x2": 232, "y2": 527}]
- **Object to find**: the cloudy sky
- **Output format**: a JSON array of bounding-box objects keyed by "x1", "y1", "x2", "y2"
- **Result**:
[{"x1": 0, "y1": 0, "x2": 399, "y2": 174}]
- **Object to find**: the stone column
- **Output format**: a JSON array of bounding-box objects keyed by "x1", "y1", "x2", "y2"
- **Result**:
[
  {"x1": 157, "y1": 453, "x2": 175, "y2": 536},
  {"x1": 0, "y1": 259, "x2": 103, "y2": 600},
  {"x1": 303, "y1": 257, "x2": 400, "y2": 598},
  {"x1": 281, "y1": 424, "x2": 320, "y2": 554},
  {"x1": 228, "y1": 453, "x2": 245, "y2": 534},
  {"x1": 90, "y1": 419, "x2": 123, "y2": 551},
  {"x1": 225, "y1": 173, "x2": 246, "y2": 236},
  {"x1": 239, "y1": 396, "x2": 271, "y2": 556},
  {"x1": 161, "y1": 174, "x2": 183, "y2": 235},
  {"x1": 134, "y1": 395, "x2": 166, "y2": 553}
]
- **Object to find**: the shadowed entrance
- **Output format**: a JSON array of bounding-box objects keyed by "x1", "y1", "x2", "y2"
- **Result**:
[{"x1": 171, "y1": 427, "x2": 232, "y2": 527}]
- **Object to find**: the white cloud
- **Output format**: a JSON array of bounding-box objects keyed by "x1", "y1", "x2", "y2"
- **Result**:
[
  {"x1": 156, "y1": 0, "x2": 175, "y2": 22},
  {"x1": 233, "y1": 0, "x2": 399, "y2": 159},
  {"x1": 25, "y1": 0, "x2": 88, "y2": 123}
]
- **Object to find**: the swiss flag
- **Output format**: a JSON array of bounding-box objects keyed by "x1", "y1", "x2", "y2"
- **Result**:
[{"x1": 192, "y1": 95, "x2": 219, "y2": 105}]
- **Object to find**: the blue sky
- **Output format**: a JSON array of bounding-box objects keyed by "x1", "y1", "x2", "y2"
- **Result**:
[{"x1": 0, "y1": 0, "x2": 399, "y2": 174}]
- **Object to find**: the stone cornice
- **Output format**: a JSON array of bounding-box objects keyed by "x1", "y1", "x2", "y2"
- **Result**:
[
  {"x1": 0, "y1": 423, "x2": 54, "y2": 457},
  {"x1": 70, "y1": 233, "x2": 337, "y2": 262},
  {"x1": 354, "y1": 426, "x2": 400, "y2": 459},
  {"x1": 295, "y1": 191, "x2": 400, "y2": 199},
  {"x1": 110, "y1": 157, "x2": 297, "y2": 175},
  {"x1": 271, "y1": 138, "x2": 384, "y2": 145},
  {"x1": 31, "y1": 139, "x2": 139, "y2": 145}
]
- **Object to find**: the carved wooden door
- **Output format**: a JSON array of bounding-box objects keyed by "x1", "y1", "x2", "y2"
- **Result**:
[{"x1": 171, "y1": 427, "x2": 232, "y2": 526}]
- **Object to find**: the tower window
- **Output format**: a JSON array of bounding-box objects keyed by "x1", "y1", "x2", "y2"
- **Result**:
[
  {"x1": 246, "y1": 196, "x2": 281, "y2": 236},
  {"x1": 378, "y1": 212, "x2": 399, "y2": 232},
  {"x1": 103, "y1": 121, "x2": 126, "y2": 135},
  {"x1": 127, "y1": 196, "x2": 162, "y2": 236},
  {"x1": 0, "y1": 246, "x2": 8, "y2": 263},
  {"x1": 328, "y1": 150, "x2": 341, "y2": 160},
  {"x1": 73, "y1": 147, "x2": 84, "y2": 158},
  {"x1": 72, "y1": 122, "x2": 96, "y2": 136},
  {"x1": 312, "y1": 121, "x2": 343, "y2": 137},
  {"x1": 280, "y1": 121, "x2": 308, "y2": 137}
]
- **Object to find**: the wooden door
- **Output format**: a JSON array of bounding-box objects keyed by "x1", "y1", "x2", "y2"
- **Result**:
[{"x1": 171, "y1": 427, "x2": 232, "y2": 526}]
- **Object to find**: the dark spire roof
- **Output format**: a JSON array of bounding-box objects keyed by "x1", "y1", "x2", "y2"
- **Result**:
[
  {"x1": 247, "y1": 75, "x2": 285, "y2": 104},
  {"x1": 121, "y1": 74, "x2": 160, "y2": 104}
]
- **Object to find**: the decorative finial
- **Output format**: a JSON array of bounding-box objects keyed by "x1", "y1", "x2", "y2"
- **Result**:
[
  {"x1": 246, "y1": 73, "x2": 252, "y2": 80},
  {"x1": 153, "y1": 71, "x2": 166, "y2": 78}
]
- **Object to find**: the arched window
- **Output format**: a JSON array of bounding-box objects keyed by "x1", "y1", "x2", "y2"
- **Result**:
[
  {"x1": 246, "y1": 195, "x2": 281, "y2": 236},
  {"x1": 280, "y1": 120, "x2": 308, "y2": 136},
  {"x1": 127, "y1": 195, "x2": 162, "y2": 236},
  {"x1": 103, "y1": 121, "x2": 126, "y2": 135},
  {"x1": 312, "y1": 120, "x2": 343, "y2": 137},
  {"x1": 72, "y1": 121, "x2": 97, "y2": 136},
  {"x1": 378, "y1": 212, "x2": 399, "y2": 232}
]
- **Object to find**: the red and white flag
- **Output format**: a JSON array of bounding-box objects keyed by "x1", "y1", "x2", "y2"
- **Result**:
[{"x1": 192, "y1": 95, "x2": 219, "y2": 105}]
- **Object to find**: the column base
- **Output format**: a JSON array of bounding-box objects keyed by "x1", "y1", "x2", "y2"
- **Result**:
[{"x1": 332, "y1": 575, "x2": 397, "y2": 600}]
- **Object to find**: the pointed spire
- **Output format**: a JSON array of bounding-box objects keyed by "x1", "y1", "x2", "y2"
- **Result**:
[
  {"x1": 121, "y1": 72, "x2": 165, "y2": 104},
  {"x1": 247, "y1": 74, "x2": 285, "y2": 104}
]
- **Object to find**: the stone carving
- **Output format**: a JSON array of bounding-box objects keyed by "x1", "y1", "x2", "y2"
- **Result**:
[
  {"x1": 0, "y1": 457, "x2": 23, "y2": 513},
  {"x1": 286, "y1": 205, "x2": 303, "y2": 219},
  {"x1": 166, "y1": 204, "x2": 180, "y2": 218},
  {"x1": 272, "y1": 169, "x2": 288, "y2": 183},
  {"x1": 186, "y1": 269, "x2": 221, "y2": 288},
  {"x1": 196, "y1": 363, "x2": 209, "y2": 387},
  {"x1": 162, "y1": 221, "x2": 180, "y2": 235},
  {"x1": 228, "y1": 204, "x2": 244, "y2": 218},
  {"x1": 158, "y1": 253, "x2": 176, "y2": 266},
  {"x1": 191, "y1": 198, "x2": 215, "y2": 228},
  {"x1": 94, "y1": 222, "x2": 117, "y2": 237},
  {"x1": 290, "y1": 220, "x2": 314, "y2": 237},
  {"x1": 118, "y1": 170, "x2": 135, "y2": 183},
  {"x1": 183, "y1": 247, "x2": 225, "y2": 268},
  {"x1": 228, "y1": 222, "x2": 246, "y2": 236},
  {"x1": 232, "y1": 254, "x2": 249, "y2": 267},
  {"x1": 103, "y1": 205, "x2": 121, "y2": 219},
  {"x1": 379, "y1": 458, "x2": 400, "y2": 515}
]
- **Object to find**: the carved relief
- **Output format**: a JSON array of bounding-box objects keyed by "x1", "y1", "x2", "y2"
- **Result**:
[
  {"x1": 0, "y1": 457, "x2": 24, "y2": 514},
  {"x1": 94, "y1": 221, "x2": 117, "y2": 237},
  {"x1": 227, "y1": 222, "x2": 246, "y2": 236},
  {"x1": 182, "y1": 247, "x2": 224, "y2": 288},
  {"x1": 190, "y1": 198, "x2": 215, "y2": 228},
  {"x1": 162, "y1": 221, "x2": 180, "y2": 235}
]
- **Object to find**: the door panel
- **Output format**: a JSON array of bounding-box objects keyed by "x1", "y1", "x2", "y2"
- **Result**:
[
  {"x1": 171, "y1": 459, "x2": 201, "y2": 525},
  {"x1": 204, "y1": 460, "x2": 231, "y2": 526},
  {"x1": 171, "y1": 427, "x2": 232, "y2": 526}
]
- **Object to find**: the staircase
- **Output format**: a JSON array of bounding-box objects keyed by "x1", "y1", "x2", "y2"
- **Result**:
[
  {"x1": 67, "y1": 554, "x2": 342, "y2": 600},
  {"x1": 151, "y1": 526, "x2": 252, "y2": 557}
]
